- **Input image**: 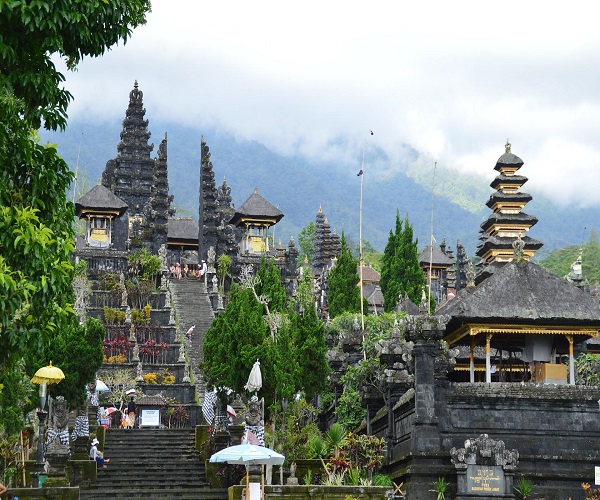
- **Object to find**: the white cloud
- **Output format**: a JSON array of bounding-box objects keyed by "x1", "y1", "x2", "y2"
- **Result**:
[{"x1": 57, "y1": 0, "x2": 600, "y2": 208}]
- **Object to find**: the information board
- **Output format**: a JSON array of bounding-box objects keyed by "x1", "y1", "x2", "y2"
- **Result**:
[
  {"x1": 141, "y1": 408, "x2": 160, "y2": 427},
  {"x1": 466, "y1": 465, "x2": 505, "y2": 495}
]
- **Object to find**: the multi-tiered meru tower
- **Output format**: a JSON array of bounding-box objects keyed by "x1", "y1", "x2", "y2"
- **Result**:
[{"x1": 476, "y1": 141, "x2": 543, "y2": 281}]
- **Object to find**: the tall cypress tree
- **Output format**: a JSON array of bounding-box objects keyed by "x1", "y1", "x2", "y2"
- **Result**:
[
  {"x1": 203, "y1": 285, "x2": 268, "y2": 397},
  {"x1": 381, "y1": 211, "x2": 426, "y2": 311},
  {"x1": 327, "y1": 232, "x2": 362, "y2": 318}
]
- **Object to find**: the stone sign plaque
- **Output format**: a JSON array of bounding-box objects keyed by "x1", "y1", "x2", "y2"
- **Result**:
[{"x1": 466, "y1": 465, "x2": 505, "y2": 495}]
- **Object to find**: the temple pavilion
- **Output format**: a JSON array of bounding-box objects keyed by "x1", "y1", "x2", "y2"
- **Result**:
[
  {"x1": 440, "y1": 143, "x2": 600, "y2": 384},
  {"x1": 230, "y1": 187, "x2": 283, "y2": 254}
]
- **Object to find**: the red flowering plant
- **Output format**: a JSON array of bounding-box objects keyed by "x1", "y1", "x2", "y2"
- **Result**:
[{"x1": 140, "y1": 339, "x2": 165, "y2": 363}]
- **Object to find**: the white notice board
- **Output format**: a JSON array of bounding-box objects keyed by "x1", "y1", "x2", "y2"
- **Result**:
[{"x1": 141, "y1": 409, "x2": 160, "y2": 427}]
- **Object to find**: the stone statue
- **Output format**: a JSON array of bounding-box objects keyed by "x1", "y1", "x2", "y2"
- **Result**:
[
  {"x1": 125, "y1": 305, "x2": 132, "y2": 324},
  {"x1": 120, "y1": 272, "x2": 127, "y2": 307},
  {"x1": 136, "y1": 361, "x2": 144, "y2": 382},
  {"x1": 46, "y1": 396, "x2": 70, "y2": 449},
  {"x1": 207, "y1": 246, "x2": 216, "y2": 273},
  {"x1": 158, "y1": 243, "x2": 168, "y2": 272},
  {"x1": 245, "y1": 395, "x2": 265, "y2": 445},
  {"x1": 211, "y1": 274, "x2": 219, "y2": 293},
  {"x1": 132, "y1": 343, "x2": 140, "y2": 362}
]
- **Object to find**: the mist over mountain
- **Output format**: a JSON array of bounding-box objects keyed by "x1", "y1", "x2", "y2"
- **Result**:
[{"x1": 41, "y1": 119, "x2": 598, "y2": 258}]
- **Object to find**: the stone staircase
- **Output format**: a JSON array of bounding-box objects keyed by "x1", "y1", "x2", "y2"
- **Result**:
[
  {"x1": 80, "y1": 428, "x2": 228, "y2": 499},
  {"x1": 169, "y1": 278, "x2": 215, "y2": 403}
]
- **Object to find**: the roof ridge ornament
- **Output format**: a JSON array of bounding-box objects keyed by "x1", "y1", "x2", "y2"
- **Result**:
[
  {"x1": 466, "y1": 262, "x2": 475, "y2": 288},
  {"x1": 505, "y1": 139, "x2": 511, "y2": 153},
  {"x1": 512, "y1": 233, "x2": 525, "y2": 261}
]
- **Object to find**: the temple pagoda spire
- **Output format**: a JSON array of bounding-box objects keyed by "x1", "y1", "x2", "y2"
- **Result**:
[
  {"x1": 102, "y1": 81, "x2": 170, "y2": 252},
  {"x1": 199, "y1": 136, "x2": 219, "y2": 260},
  {"x1": 476, "y1": 141, "x2": 542, "y2": 273}
]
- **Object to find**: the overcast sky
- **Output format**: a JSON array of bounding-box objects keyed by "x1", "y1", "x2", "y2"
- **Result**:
[{"x1": 57, "y1": 1, "x2": 600, "y2": 208}]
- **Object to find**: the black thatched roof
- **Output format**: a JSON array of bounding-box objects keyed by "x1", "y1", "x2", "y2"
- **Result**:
[
  {"x1": 476, "y1": 235, "x2": 543, "y2": 256},
  {"x1": 75, "y1": 184, "x2": 128, "y2": 218},
  {"x1": 480, "y1": 212, "x2": 539, "y2": 232},
  {"x1": 230, "y1": 188, "x2": 283, "y2": 225},
  {"x1": 439, "y1": 260, "x2": 600, "y2": 329},
  {"x1": 395, "y1": 293, "x2": 420, "y2": 315},
  {"x1": 494, "y1": 151, "x2": 524, "y2": 170},
  {"x1": 418, "y1": 244, "x2": 454, "y2": 267},
  {"x1": 490, "y1": 174, "x2": 528, "y2": 190},
  {"x1": 486, "y1": 191, "x2": 532, "y2": 209},
  {"x1": 168, "y1": 218, "x2": 199, "y2": 243}
]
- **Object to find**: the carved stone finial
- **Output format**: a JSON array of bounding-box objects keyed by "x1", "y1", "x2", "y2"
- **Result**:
[
  {"x1": 512, "y1": 234, "x2": 525, "y2": 261},
  {"x1": 466, "y1": 262, "x2": 475, "y2": 288},
  {"x1": 505, "y1": 139, "x2": 511, "y2": 153}
]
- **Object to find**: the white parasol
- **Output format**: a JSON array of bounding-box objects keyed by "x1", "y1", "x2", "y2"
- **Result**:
[
  {"x1": 244, "y1": 359, "x2": 262, "y2": 393},
  {"x1": 209, "y1": 444, "x2": 284, "y2": 500}
]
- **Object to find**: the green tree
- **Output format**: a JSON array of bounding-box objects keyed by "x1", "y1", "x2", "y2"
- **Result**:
[
  {"x1": 298, "y1": 221, "x2": 316, "y2": 264},
  {"x1": 202, "y1": 285, "x2": 268, "y2": 399},
  {"x1": 0, "y1": 94, "x2": 75, "y2": 368},
  {"x1": 39, "y1": 317, "x2": 105, "y2": 410},
  {"x1": 327, "y1": 232, "x2": 362, "y2": 318},
  {"x1": 256, "y1": 257, "x2": 287, "y2": 313},
  {"x1": 380, "y1": 211, "x2": 426, "y2": 311},
  {"x1": 0, "y1": 0, "x2": 151, "y2": 131},
  {"x1": 291, "y1": 304, "x2": 329, "y2": 400}
]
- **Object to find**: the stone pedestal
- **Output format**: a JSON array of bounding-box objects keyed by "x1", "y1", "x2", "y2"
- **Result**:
[{"x1": 44, "y1": 441, "x2": 70, "y2": 487}]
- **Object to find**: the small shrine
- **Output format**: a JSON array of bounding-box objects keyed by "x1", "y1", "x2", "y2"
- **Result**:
[
  {"x1": 75, "y1": 183, "x2": 128, "y2": 249},
  {"x1": 230, "y1": 187, "x2": 283, "y2": 254}
]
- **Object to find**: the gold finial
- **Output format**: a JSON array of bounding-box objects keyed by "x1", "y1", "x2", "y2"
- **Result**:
[
  {"x1": 304, "y1": 255, "x2": 309, "y2": 264},
  {"x1": 505, "y1": 139, "x2": 511, "y2": 153},
  {"x1": 324, "y1": 218, "x2": 329, "y2": 224},
  {"x1": 134, "y1": 80, "x2": 138, "y2": 89},
  {"x1": 318, "y1": 205, "x2": 323, "y2": 213},
  {"x1": 253, "y1": 187, "x2": 259, "y2": 194},
  {"x1": 333, "y1": 228, "x2": 337, "y2": 235}
]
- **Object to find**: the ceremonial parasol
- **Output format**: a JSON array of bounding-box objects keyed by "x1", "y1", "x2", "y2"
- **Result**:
[
  {"x1": 244, "y1": 359, "x2": 262, "y2": 393},
  {"x1": 209, "y1": 444, "x2": 284, "y2": 500},
  {"x1": 31, "y1": 361, "x2": 65, "y2": 385}
]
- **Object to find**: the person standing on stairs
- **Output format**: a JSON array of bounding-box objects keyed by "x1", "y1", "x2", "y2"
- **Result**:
[
  {"x1": 126, "y1": 396, "x2": 137, "y2": 429},
  {"x1": 185, "y1": 324, "x2": 195, "y2": 341}
]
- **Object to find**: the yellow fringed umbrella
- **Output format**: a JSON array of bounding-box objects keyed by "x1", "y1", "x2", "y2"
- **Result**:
[{"x1": 31, "y1": 361, "x2": 65, "y2": 385}]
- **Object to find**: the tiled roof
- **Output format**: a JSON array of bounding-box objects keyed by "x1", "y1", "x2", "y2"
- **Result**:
[
  {"x1": 359, "y1": 265, "x2": 381, "y2": 282},
  {"x1": 418, "y1": 245, "x2": 454, "y2": 267}
]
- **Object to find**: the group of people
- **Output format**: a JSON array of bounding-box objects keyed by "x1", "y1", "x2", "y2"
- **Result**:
[
  {"x1": 169, "y1": 260, "x2": 207, "y2": 280},
  {"x1": 89, "y1": 397, "x2": 136, "y2": 469}
]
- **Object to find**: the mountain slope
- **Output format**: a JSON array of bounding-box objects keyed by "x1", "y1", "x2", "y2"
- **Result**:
[{"x1": 40, "y1": 119, "x2": 598, "y2": 257}]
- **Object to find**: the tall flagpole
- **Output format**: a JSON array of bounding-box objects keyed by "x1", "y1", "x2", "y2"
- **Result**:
[
  {"x1": 428, "y1": 162, "x2": 437, "y2": 314},
  {"x1": 359, "y1": 141, "x2": 365, "y2": 358},
  {"x1": 359, "y1": 131, "x2": 373, "y2": 360}
]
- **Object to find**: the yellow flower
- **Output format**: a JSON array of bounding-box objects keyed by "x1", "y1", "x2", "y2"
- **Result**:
[{"x1": 582, "y1": 483, "x2": 591, "y2": 491}]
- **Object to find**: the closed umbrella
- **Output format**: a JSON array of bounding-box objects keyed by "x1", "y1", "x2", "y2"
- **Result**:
[
  {"x1": 210, "y1": 444, "x2": 284, "y2": 500},
  {"x1": 244, "y1": 359, "x2": 262, "y2": 393},
  {"x1": 95, "y1": 380, "x2": 110, "y2": 392}
]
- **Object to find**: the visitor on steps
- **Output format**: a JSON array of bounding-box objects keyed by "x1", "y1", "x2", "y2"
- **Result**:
[
  {"x1": 90, "y1": 438, "x2": 110, "y2": 468},
  {"x1": 185, "y1": 324, "x2": 195, "y2": 341},
  {"x1": 126, "y1": 396, "x2": 137, "y2": 429}
]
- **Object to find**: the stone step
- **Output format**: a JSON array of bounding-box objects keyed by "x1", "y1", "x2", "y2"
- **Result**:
[{"x1": 81, "y1": 487, "x2": 228, "y2": 500}]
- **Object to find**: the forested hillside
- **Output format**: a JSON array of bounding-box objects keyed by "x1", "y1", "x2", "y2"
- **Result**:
[
  {"x1": 41, "y1": 119, "x2": 600, "y2": 257},
  {"x1": 539, "y1": 230, "x2": 600, "y2": 285}
]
